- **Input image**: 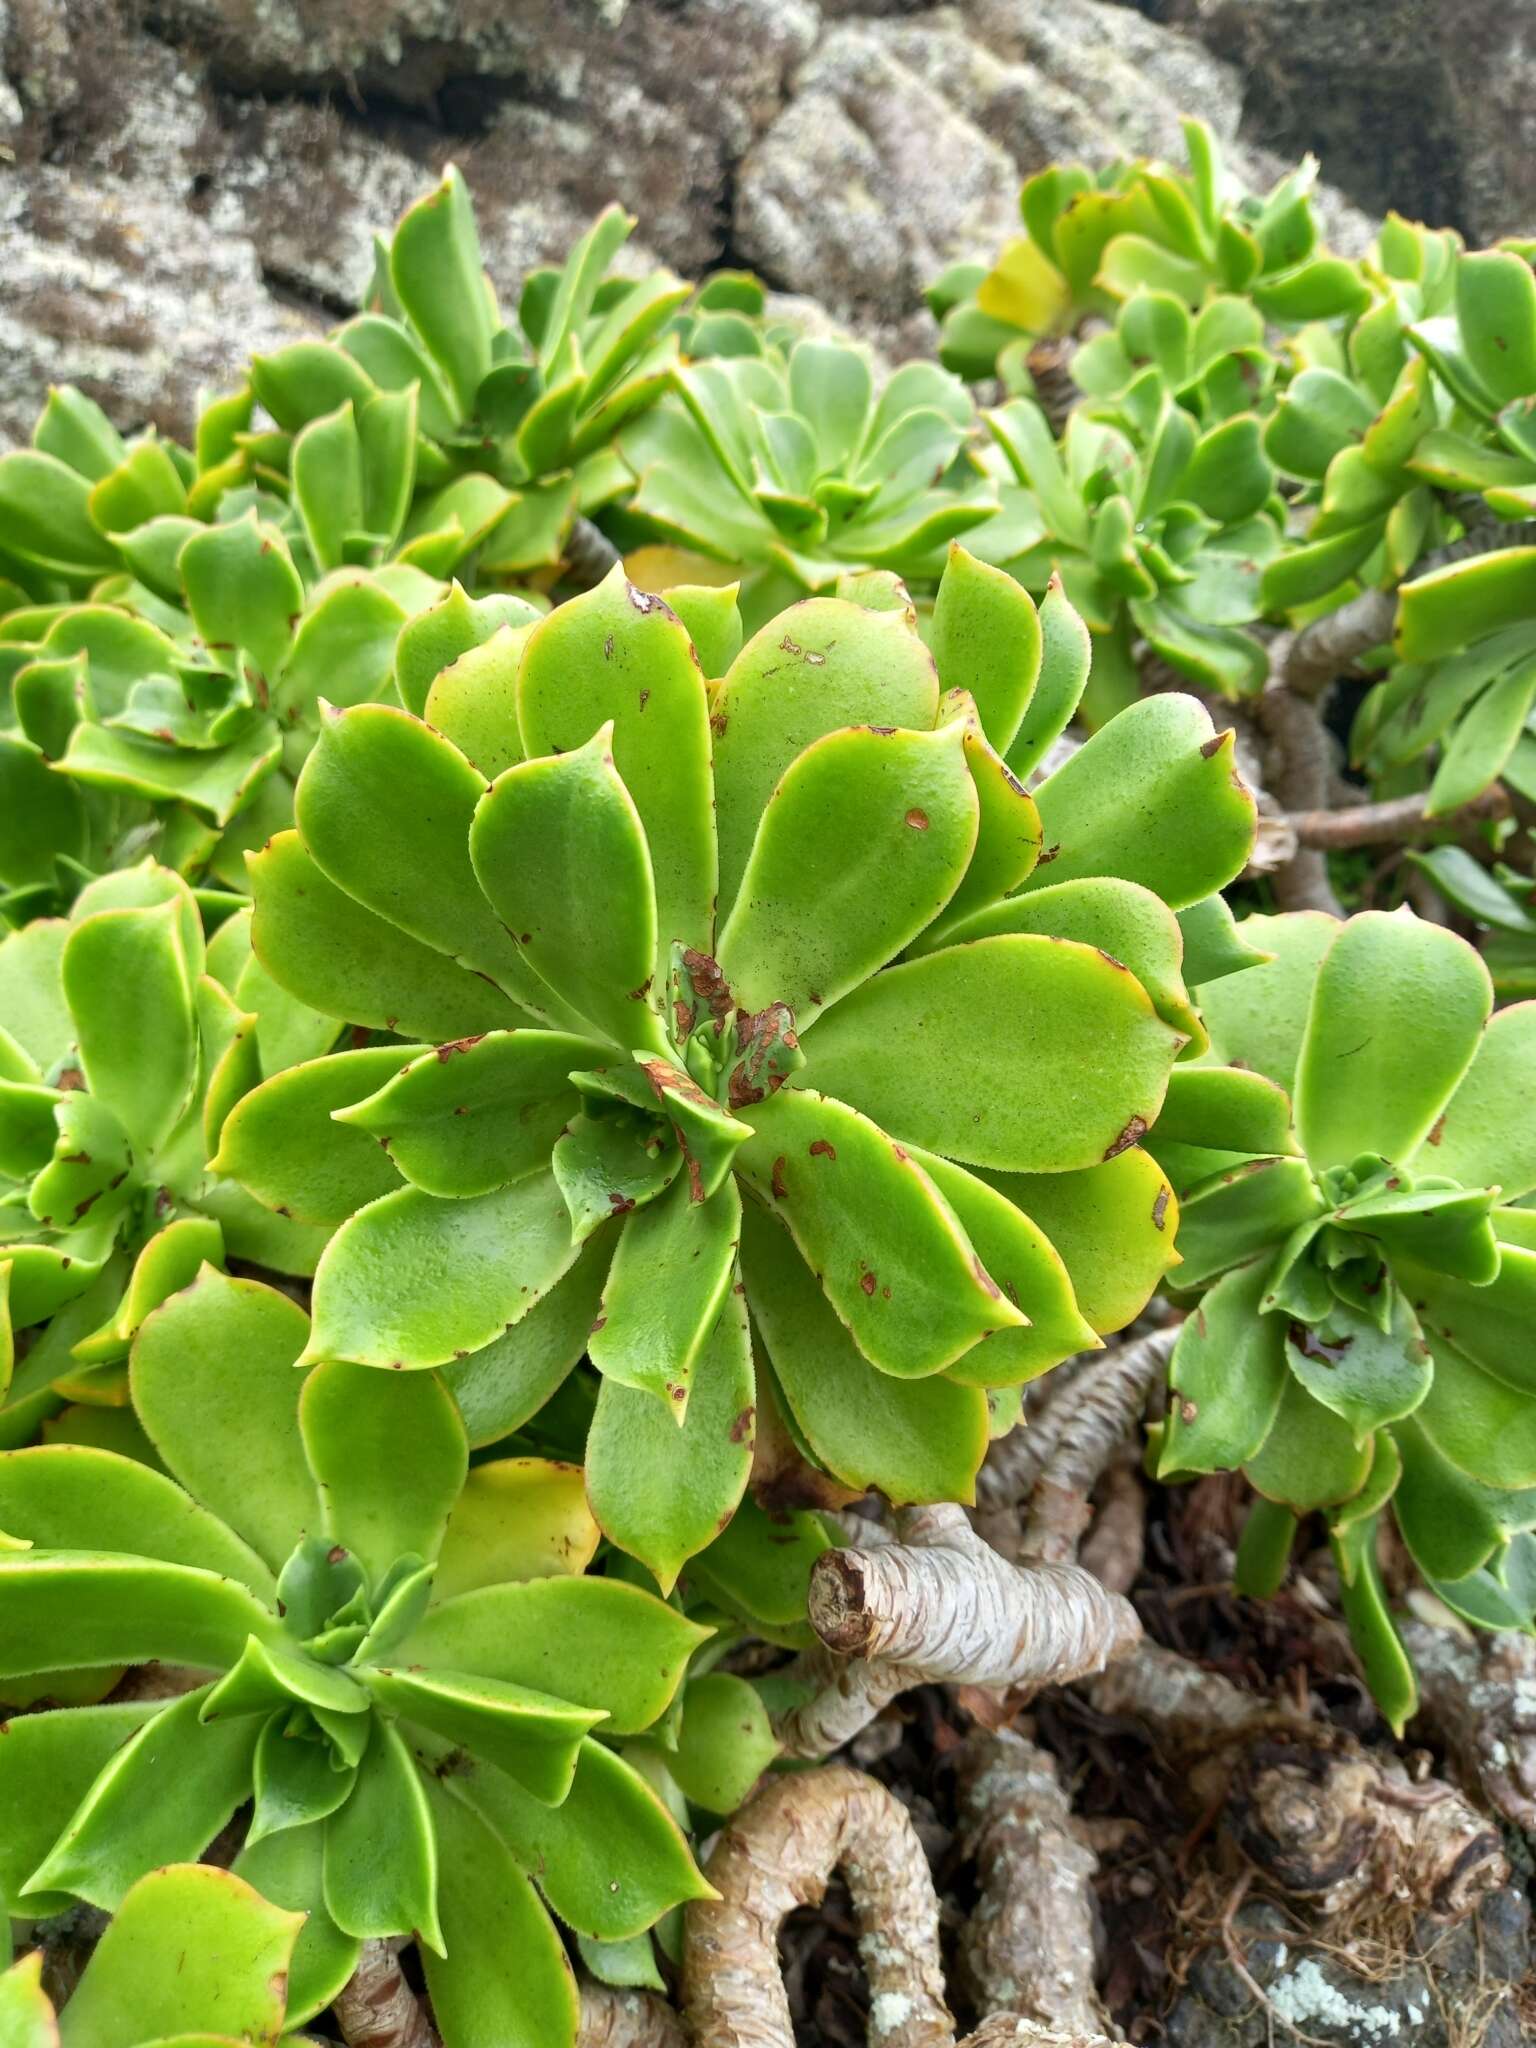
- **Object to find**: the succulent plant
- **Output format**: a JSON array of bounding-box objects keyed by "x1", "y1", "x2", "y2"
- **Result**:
[
  {"x1": 0, "y1": 861, "x2": 334, "y2": 1446},
  {"x1": 615, "y1": 341, "x2": 998, "y2": 626},
  {"x1": 0, "y1": 1863, "x2": 312, "y2": 2048},
  {"x1": 1259, "y1": 213, "x2": 1457, "y2": 622},
  {"x1": 0, "y1": 1265, "x2": 709, "y2": 2046},
  {"x1": 929, "y1": 119, "x2": 1366, "y2": 387},
  {"x1": 980, "y1": 384, "x2": 1280, "y2": 714},
  {"x1": 1156, "y1": 907, "x2": 1536, "y2": 1728},
  {"x1": 1066, "y1": 286, "x2": 1278, "y2": 425},
  {"x1": 221, "y1": 552, "x2": 1255, "y2": 1581}
]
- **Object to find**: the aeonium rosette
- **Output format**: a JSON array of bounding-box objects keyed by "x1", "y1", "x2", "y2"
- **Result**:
[
  {"x1": 1156, "y1": 908, "x2": 1536, "y2": 1728},
  {"x1": 221, "y1": 547, "x2": 1256, "y2": 1587},
  {"x1": 0, "y1": 1267, "x2": 710, "y2": 2048}
]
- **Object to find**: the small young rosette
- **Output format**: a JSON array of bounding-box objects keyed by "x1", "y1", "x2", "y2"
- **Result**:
[
  {"x1": 1158, "y1": 907, "x2": 1536, "y2": 1727},
  {"x1": 0, "y1": 1267, "x2": 709, "y2": 2048},
  {"x1": 0, "y1": 861, "x2": 332, "y2": 1445},
  {"x1": 225, "y1": 548, "x2": 1255, "y2": 1588}
]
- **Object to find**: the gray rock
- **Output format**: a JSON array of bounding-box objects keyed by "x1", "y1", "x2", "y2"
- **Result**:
[
  {"x1": 733, "y1": 0, "x2": 1251, "y2": 341},
  {"x1": 1164, "y1": 0, "x2": 1536, "y2": 243}
]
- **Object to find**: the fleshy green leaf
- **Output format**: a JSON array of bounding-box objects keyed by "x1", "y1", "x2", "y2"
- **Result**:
[
  {"x1": 130, "y1": 1269, "x2": 317, "y2": 1573},
  {"x1": 1020, "y1": 694, "x2": 1255, "y2": 910},
  {"x1": 0, "y1": 1445, "x2": 273, "y2": 1601},
  {"x1": 929, "y1": 542, "x2": 1041, "y2": 754},
  {"x1": 58, "y1": 1863, "x2": 301, "y2": 2046},
  {"x1": 300, "y1": 1361, "x2": 467, "y2": 1581},
  {"x1": 1295, "y1": 910, "x2": 1490, "y2": 1171},
  {"x1": 797, "y1": 934, "x2": 1180, "y2": 1172},
  {"x1": 294, "y1": 705, "x2": 545, "y2": 1015},
  {"x1": 586, "y1": 1283, "x2": 753, "y2": 1589},
  {"x1": 62, "y1": 900, "x2": 195, "y2": 1157},
  {"x1": 742, "y1": 1203, "x2": 990, "y2": 1498},
  {"x1": 397, "y1": 1578, "x2": 708, "y2": 1736},
  {"x1": 306, "y1": 1171, "x2": 579, "y2": 1371},
  {"x1": 364, "y1": 1665, "x2": 602, "y2": 1804},
  {"x1": 23, "y1": 1684, "x2": 262, "y2": 1911},
  {"x1": 1244, "y1": 1372, "x2": 1373, "y2": 1512},
  {"x1": 737, "y1": 1084, "x2": 1023, "y2": 1376},
  {"x1": 588, "y1": 1178, "x2": 740, "y2": 1413},
  {"x1": 711, "y1": 599, "x2": 940, "y2": 918},
  {"x1": 718, "y1": 722, "x2": 977, "y2": 1018},
  {"x1": 978, "y1": 1148, "x2": 1179, "y2": 1336},
  {"x1": 179, "y1": 513, "x2": 301, "y2": 689},
  {"x1": 336, "y1": 1030, "x2": 600, "y2": 1201},
  {"x1": 1160, "y1": 1259, "x2": 1288, "y2": 1476},
  {"x1": 1414, "y1": 1000, "x2": 1536, "y2": 1199},
  {"x1": 210, "y1": 1047, "x2": 414, "y2": 1227},
  {"x1": 249, "y1": 832, "x2": 526, "y2": 1042},
  {"x1": 470, "y1": 726, "x2": 667, "y2": 1052},
  {"x1": 420, "y1": 1777, "x2": 579, "y2": 2048},
  {"x1": 433, "y1": 1458, "x2": 599, "y2": 1602},
  {"x1": 516, "y1": 570, "x2": 717, "y2": 978},
  {"x1": 667, "y1": 1672, "x2": 779, "y2": 1815},
  {"x1": 1285, "y1": 1292, "x2": 1431, "y2": 1442},
  {"x1": 323, "y1": 1717, "x2": 442, "y2": 1952}
]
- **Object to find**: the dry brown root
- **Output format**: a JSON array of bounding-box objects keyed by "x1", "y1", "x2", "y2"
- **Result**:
[
  {"x1": 578, "y1": 1981, "x2": 688, "y2": 2047},
  {"x1": 333, "y1": 1940, "x2": 439, "y2": 2048},
  {"x1": 774, "y1": 1505, "x2": 1140, "y2": 1760},
  {"x1": 683, "y1": 1765, "x2": 954, "y2": 2048},
  {"x1": 954, "y1": 1730, "x2": 1104, "y2": 2036},
  {"x1": 1401, "y1": 1618, "x2": 1536, "y2": 1833},
  {"x1": 1088, "y1": 1643, "x2": 1507, "y2": 1920},
  {"x1": 1019, "y1": 1327, "x2": 1176, "y2": 1569}
]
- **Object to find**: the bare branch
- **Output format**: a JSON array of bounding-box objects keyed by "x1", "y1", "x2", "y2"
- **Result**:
[
  {"x1": 1400, "y1": 1619, "x2": 1536, "y2": 1833},
  {"x1": 579, "y1": 1982, "x2": 688, "y2": 2048},
  {"x1": 1251, "y1": 687, "x2": 1343, "y2": 915},
  {"x1": 1281, "y1": 587, "x2": 1396, "y2": 700},
  {"x1": 333, "y1": 1941, "x2": 439, "y2": 2048},
  {"x1": 775, "y1": 1505, "x2": 1139, "y2": 1759},
  {"x1": 683, "y1": 1765, "x2": 954, "y2": 2048},
  {"x1": 1019, "y1": 1327, "x2": 1176, "y2": 1568},
  {"x1": 1290, "y1": 781, "x2": 1509, "y2": 848},
  {"x1": 955, "y1": 1731, "x2": 1104, "y2": 2035}
]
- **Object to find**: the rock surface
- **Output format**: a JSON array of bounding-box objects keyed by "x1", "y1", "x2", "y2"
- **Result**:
[{"x1": 0, "y1": 0, "x2": 1518, "y2": 449}]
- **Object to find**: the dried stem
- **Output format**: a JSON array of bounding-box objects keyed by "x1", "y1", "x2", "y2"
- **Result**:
[
  {"x1": 683, "y1": 1765, "x2": 954, "y2": 2048},
  {"x1": 954, "y1": 1730, "x2": 1104, "y2": 2035},
  {"x1": 333, "y1": 1940, "x2": 439, "y2": 2048},
  {"x1": 775, "y1": 1505, "x2": 1140, "y2": 1759}
]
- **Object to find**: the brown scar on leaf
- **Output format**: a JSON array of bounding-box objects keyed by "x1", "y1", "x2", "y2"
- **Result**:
[
  {"x1": 1036, "y1": 843, "x2": 1061, "y2": 867},
  {"x1": 770, "y1": 1155, "x2": 789, "y2": 1200},
  {"x1": 603, "y1": 633, "x2": 614, "y2": 659},
  {"x1": 1103, "y1": 1115, "x2": 1149, "y2": 1160},
  {"x1": 729, "y1": 1406, "x2": 755, "y2": 1444},
  {"x1": 608, "y1": 1191, "x2": 636, "y2": 1215},
  {"x1": 1179, "y1": 1398, "x2": 1198, "y2": 1423},
  {"x1": 971, "y1": 1254, "x2": 1001, "y2": 1299},
  {"x1": 435, "y1": 1035, "x2": 484, "y2": 1061},
  {"x1": 1199, "y1": 731, "x2": 1228, "y2": 760},
  {"x1": 859, "y1": 1271, "x2": 877, "y2": 1297},
  {"x1": 627, "y1": 978, "x2": 653, "y2": 1002},
  {"x1": 1427, "y1": 1114, "x2": 1446, "y2": 1146},
  {"x1": 809, "y1": 1138, "x2": 837, "y2": 1161},
  {"x1": 905, "y1": 808, "x2": 930, "y2": 831},
  {"x1": 1153, "y1": 1186, "x2": 1170, "y2": 1230}
]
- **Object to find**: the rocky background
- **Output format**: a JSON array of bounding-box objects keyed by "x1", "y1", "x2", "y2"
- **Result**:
[{"x1": 1, "y1": 0, "x2": 1531, "y2": 449}]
